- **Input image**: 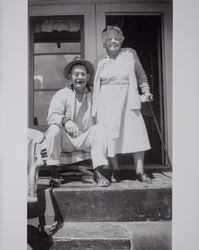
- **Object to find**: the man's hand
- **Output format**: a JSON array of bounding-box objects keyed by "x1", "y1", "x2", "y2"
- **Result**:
[
  {"x1": 140, "y1": 92, "x2": 153, "y2": 103},
  {"x1": 64, "y1": 120, "x2": 79, "y2": 137}
]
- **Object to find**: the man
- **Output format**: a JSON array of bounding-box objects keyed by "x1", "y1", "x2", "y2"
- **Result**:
[{"x1": 43, "y1": 58, "x2": 110, "y2": 187}]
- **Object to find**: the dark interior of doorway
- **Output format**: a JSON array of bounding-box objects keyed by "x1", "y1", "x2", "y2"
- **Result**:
[{"x1": 106, "y1": 15, "x2": 165, "y2": 165}]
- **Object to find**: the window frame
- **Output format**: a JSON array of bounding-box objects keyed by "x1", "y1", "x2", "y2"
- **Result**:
[
  {"x1": 28, "y1": 3, "x2": 96, "y2": 131},
  {"x1": 29, "y1": 15, "x2": 84, "y2": 131}
]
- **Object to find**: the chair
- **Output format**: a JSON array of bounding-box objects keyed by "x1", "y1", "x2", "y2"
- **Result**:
[{"x1": 27, "y1": 128, "x2": 92, "y2": 203}]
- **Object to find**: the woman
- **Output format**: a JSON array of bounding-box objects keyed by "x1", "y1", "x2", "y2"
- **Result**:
[{"x1": 92, "y1": 26, "x2": 153, "y2": 183}]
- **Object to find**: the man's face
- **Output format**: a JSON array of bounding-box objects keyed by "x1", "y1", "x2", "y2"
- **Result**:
[{"x1": 70, "y1": 65, "x2": 90, "y2": 92}]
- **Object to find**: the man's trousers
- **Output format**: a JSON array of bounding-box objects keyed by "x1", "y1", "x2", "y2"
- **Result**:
[{"x1": 43, "y1": 124, "x2": 108, "y2": 169}]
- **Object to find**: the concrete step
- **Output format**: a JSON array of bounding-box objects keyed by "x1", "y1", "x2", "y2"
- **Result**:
[
  {"x1": 52, "y1": 221, "x2": 171, "y2": 250},
  {"x1": 28, "y1": 172, "x2": 171, "y2": 223},
  {"x1": 54, "y1": 172, "x2": 171, "y2": 222}
]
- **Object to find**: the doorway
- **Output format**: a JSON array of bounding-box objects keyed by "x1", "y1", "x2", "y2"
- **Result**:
[{"x1": 106, "y1": 15, "x2": 164, "y2": 164}]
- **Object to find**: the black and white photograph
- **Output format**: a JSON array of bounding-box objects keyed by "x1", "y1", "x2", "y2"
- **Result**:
[
  {"x1": 0, "y1": 0, "x2": 199, "y2": 250},
  {"x1": 27, "y1": 1, "x2": 172, "y2": 249}
]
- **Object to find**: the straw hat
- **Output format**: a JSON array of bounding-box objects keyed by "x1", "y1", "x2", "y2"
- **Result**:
[{"x1": 63, "y1": 57, "x2": 94, "y2": 81}]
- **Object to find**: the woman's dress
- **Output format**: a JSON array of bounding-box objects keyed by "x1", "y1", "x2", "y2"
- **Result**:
[{"x1": 96, "y1": 48, "x2": 151, "y2": 157}]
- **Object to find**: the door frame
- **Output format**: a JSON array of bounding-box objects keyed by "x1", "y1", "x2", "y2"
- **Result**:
[{"x1": 96, "y1": 3, "x2": 172, "y2": 163}]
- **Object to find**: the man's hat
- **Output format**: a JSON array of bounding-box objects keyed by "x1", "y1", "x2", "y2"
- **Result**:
[{"x1": 63, "y1": 57, "x2": 94, "y2": 80}]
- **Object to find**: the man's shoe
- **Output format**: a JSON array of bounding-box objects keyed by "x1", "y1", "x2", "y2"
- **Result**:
[
  {"x1": 49, "y1": 178, "x2": 61, "y2": 188},
  {"x1": 94, "y1": 166, "x2": 110, "y2": 187},
  {"x1": 136, "y1": 172, "x2": 152, "y2": 183},
  {"x1": 111, "y1": 170, "x2": 120, "y2": 183}
]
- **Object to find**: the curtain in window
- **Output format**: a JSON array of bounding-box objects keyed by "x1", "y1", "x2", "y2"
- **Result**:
[{"x1": 34, "y1": 20, "x2": 80, "y2": 33}]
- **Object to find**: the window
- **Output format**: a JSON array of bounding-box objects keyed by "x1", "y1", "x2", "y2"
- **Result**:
[{"x1": 29, "y1": 16, "x2": 84, "y2": 129}]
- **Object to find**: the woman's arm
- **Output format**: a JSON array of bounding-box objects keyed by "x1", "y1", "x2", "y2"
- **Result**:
[
  {"x1": 92, "y1": 55, "x2": 104, "y2": 117},
  {"x1": 133, "y1": 49, "x2": 150, "y2": 95}
]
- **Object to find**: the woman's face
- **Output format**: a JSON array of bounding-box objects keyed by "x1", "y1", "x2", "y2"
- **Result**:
[{"x1": 104, "y1": 31, "x2": 122, "y2": 55}]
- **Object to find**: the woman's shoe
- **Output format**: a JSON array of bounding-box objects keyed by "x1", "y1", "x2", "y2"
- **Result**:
[
  {"x1": 94, "y1": 166, "x2": 110, "y2": 187},
  {"x1": 111, "y1": 170, "x2": 120, "y2": 183},
  {"x1": 136, "y1": 172, "x2": 151, "y2": 183}
]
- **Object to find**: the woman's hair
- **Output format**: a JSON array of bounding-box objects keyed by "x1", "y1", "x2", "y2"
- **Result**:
[{"x1": 101, "y1": 26, "x2": 124, "y2": 49}]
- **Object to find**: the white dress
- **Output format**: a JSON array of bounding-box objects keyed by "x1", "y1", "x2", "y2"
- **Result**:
[{"x1": 96, "y1": 49, "x2": 151, "y2": 157}]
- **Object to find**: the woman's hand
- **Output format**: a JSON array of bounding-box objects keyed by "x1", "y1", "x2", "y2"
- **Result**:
[
  {"x1": 64, "y1": 120, "x2": 79, "y2": 137},
  {"x1": 141, "y1": 92, "x2": 153, "y2": 102}
]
